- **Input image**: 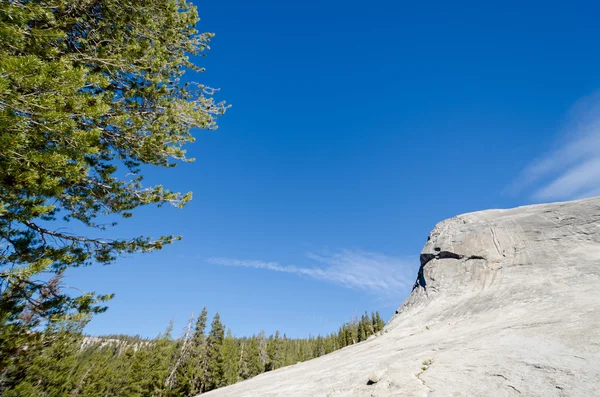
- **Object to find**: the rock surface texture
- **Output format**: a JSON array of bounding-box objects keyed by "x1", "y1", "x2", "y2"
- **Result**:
[{"x1": 204, "y1": 198, "x2": 600, "y2": 396}]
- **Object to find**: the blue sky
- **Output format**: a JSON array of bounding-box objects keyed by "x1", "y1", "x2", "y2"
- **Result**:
[{"x1": 67, "y1": 0, "x2": 600, "y2": 339}]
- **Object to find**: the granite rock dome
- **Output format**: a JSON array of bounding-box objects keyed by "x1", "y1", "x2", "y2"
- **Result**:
[{"x1": 204, "y1": 197, "x2": 600, "y2": 397}]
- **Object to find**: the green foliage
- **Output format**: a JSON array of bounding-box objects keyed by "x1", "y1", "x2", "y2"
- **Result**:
[
  {"x1": 2, "y1": 315, "x2": 87, "y2": 396},
  {"x1": 169, "y1": 307, "x2": 208, "y2": 395},
  {"x1": 221, "y1": 330, "x2": 239, "y2": 386},
  {"x1": 421, "y1": 358, "x2": 433, "y2": 372},
  {"x1": 335, "y1": 311, "x2": 386, "y2": 350},
  {"x1": 0, "y1": 0, "x2": 227, "y2": 381},
  {"x1": 240, "y1": 336, "x2": 263, "y2": 379},
  {"x1": 266, "y1": 330, "x2": 284, "y2": 371},
  {"x1": 2, "y1": 308, "x2": 386, "y2": 395},
  {"x1": 204, "y1": 313, "x2": 224, "y2": 391}
]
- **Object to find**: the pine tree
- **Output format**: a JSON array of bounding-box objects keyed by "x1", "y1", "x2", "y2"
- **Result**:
[
  {"x1": 190, "y1": 307, "x2": 209, "y2": 395},
  {"x1": 266, "y1": 334, "x2": 276, "y2": 371},
  {"x1": 78, "y1": 344, "x2": 120, "y2": 396},
  {"x1": 375, "y1": 311, "x2": 386, "y2": 332},
  {"x1": 302, "y1": 338, "x2": 314, "y2": 361},
  {"x1": 345, "y1": 321, "x2": 358, "y2": 346},
  {"x1": 256, "y1": 330, "x2": 268, "y2": 371},
  {"x1": 3, "y1": 319, "x2": 82, "y2": 397},
  {"x1": 315, "y1": 335, "x2": 325, "y2": 357},
  {"x1": 237, "y1": 340, "x2": 249, "y2": 380},
  {"x1": 339, "y1": 325, "x2": 348, "y2": 348},
  {"x1": 358, "y1": 315, "x2": 367, "y2": 342},
  {"x1": 371, "y1": 311, "x2": 377, "y2": 334},
  {"x1": 324, "y1": 332, "x2": 336, "y2": 354},
  {"x1": 150, "y1": 321, "x2": 179, "y2": 396},
  {"x1": 125, "y1": 345, "x2": 155, "y2": 396},
  {"x1": 221, "y1": 330, "x2": 239, "y2": 386},
  {"x1": 0, "y1": 0, "x2": 228, "y2": 367},
  {"x1": 205, "y1": 313, "x2": 225, "y2": 391},
  {"x1": 282, "y1": 333, "x2": 295, "y2": 367},
  {"x1": 273, "y1": 331, "x2": 285, "y2": 369},
  {"x1": 242, "y1": 337, "x2": 263, "y2": 379},
  {"x1": 164, "y1": 314, "x2": 195, "y2": 394}
]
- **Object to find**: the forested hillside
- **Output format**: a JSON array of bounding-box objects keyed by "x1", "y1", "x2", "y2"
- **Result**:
[{"x1": 2, "y1": 308, "x2": 386, "y2": 396}]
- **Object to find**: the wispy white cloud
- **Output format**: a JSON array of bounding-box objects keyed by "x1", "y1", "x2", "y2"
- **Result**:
[
  {"x1": 207, "y1": 250, "x2": 416, "y2": 301},
  {"x1": 513, "y1": 92, "x2": 600, "y2": 201}
]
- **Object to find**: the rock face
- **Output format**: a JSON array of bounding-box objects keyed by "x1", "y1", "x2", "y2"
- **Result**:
[{"x1": 204, "y1": 197, "x2": 600, "y2": 396}]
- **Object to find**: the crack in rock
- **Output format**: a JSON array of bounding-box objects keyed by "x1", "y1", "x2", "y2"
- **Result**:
[{"x1": 507, "y1": 384, "x2": 521, "y2": 394}]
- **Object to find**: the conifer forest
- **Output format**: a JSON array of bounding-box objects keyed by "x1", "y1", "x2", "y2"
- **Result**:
[{"x1": 2, "y1": 309, "x2": 386, "y2": 396}]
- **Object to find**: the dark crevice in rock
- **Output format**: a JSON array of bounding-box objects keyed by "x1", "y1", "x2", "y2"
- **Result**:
[
  {"x1": 466, "y1": 255, "x2": 486, "y2": 260},
  {"x1": 507, "y1": 385, "x2": 521, "y2": 394},
  {"x1": 420, "y1": 253, "x2": 436, "y2": 267},
  {"x1": 414, "y1": 261, "x2": 428, "y2": 290},
  {"x1": 437, "y1": 251, "x2": 463, "y2": 260},
  {"x1": 420, "y1": 251, "x2": 464, "y2": 268}
]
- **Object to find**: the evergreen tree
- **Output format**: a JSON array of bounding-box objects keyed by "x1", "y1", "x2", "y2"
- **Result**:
[
  {"x1": 375, "y1": 311, "x2": 386, "y2": 332},
  {"x1": 272, "y1": 331, "x2": 285, "y2": 369},
  {"x1": 337, "y1": 326, "x2": 346, "y2": 348},
  {"x1": 242, "y1": 337, "x2": 263, "y2": 379},
  {"x1": 150, "y1": 321, "x2": 178, "y2": 396},
  {"x1": 166, "y1": 314, "x2": 196, "y2": 395},
  {"x1": 205, "y1": 313, "x2": 225, "y2": 391},
  {"x1": 358, "y1": 315, "x2": 367, "y2": 342},
  {"x1": 324, "y1": 333, "x2": 336, "y2": 354},
  {"x1": 221, "y1": 330, "x2": 239, "y2": 386},
  {"x1": 125, "y1": 345, "x2": 155, "y2": 396},
  {"x1": 0, "y1": 0, "x2": 227, "y2": 368},
  {"x1": 266, "y1": 334, "x2": 276, "y2": 371},
  {"x1": 78, "y1": 344, "x2": 120, "y2": 397},
  {"x1": 194, "y1": 308, "x2": 209, "y2": 345},
  {"x1": 190, "y1": 307, "x2": 209, "y2": 395},
  {"x1": 237, "y1": 340, "x2": 249, "y2": 380},
  {"x1": 345, "y1": 322, "x2": 358, "y2": 346},
  {"x1": 302, "y1": 338, "x2": 314, "y2": 361},
  {"x1": 3, "y1": 318, "x2": 83, "y2": 397},
  {"x1": 371, "y1": 311, "x2": 377, "y2": 334},
  {"x1": 256, "y1": 330, "x2": 268, "y2": 370},
  {"x1": 315, "y1": 335, "x2": 325, "y2": 357}
]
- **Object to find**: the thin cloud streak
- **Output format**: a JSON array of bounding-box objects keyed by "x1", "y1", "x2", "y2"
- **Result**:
[
  {"x1": 513, "y1": 92, "x2": 600, "y2": 201},
  {"x1": 207, "y1": 250, "x2": 416, "y2": 301}
]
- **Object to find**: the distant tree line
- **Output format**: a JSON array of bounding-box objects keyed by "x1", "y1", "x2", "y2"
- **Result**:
[{"x1": 1, "y1": 308, "x2": 386, "y2": 396}]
